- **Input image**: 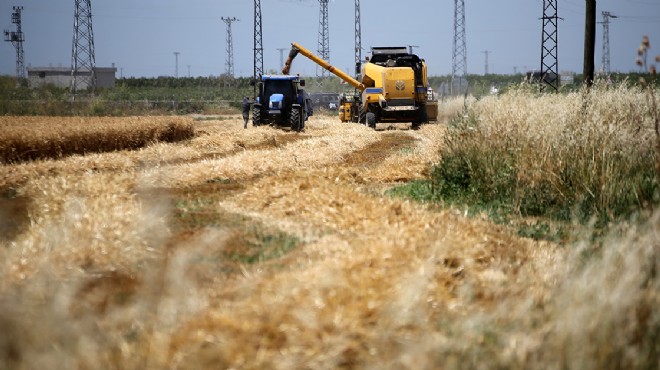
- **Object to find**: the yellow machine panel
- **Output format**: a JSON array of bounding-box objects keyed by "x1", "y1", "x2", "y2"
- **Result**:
[{"x1": 382, "y1": 67, "x2": 415, "y2": 101}]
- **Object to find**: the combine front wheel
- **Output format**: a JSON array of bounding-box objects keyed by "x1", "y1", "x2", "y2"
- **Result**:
[{"x1": 366, "y1": 112, "x2": 376, "y2": 129}]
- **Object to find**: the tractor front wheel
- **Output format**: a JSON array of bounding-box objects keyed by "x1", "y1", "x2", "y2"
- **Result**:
[{"x1": 289, "y1": 108, "x2": 302, "y2": 132}]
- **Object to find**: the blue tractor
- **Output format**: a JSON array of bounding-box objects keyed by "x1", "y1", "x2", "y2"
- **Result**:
[{"x1": 252, "y1": 75, "x2": 313, "y2": 132}]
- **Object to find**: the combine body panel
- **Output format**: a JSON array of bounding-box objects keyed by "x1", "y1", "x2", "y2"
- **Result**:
[
  {"x1": 252, "y1": 74, "x2": 312, "y2": 132},
  {"x1": 283, "y1": 42, "x2": 438, "y2": 128}
]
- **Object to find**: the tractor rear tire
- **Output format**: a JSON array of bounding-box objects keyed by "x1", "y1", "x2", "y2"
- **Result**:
[
  {"x1": 290, "y1": 108, "x2": 302, "y2": 132},
  {"x1": 252, "y1": 107, "x2": 262, "y2": 127},
  {"x1": 366, "y1": 112, "x2": 376, "y2": 129}
]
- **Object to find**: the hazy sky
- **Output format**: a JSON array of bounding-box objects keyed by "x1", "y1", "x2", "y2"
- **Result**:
[{"x1": 1, "y1": 0, "x2": 658, "y2": 78}]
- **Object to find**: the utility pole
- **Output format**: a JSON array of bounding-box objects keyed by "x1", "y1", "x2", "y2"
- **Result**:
[
  {"x1": 540, "y1": 0, "x2": 560, "y2": 92},
  {"x1": 317, "y1": 0, "x2": 330, "y2": 78},
  {"x1": 71, "y1": 0, "x2": 97, "y2": 93},
  {"x1": 481, "y1": 50, "x2": 491, "y2": 75},
  {"x1": 277, "y1": 48, "x2": 287, "y2": 71},
  {"x1": 173, "y1": 52, "x2": 180, "y2": 77},
  {"x1": 583, "y1": 0, "x2": 596, "y2": 87},
  {"x1": 599, "y1": 11, "x2": 617, "y2": 75},
  {"x1": 187, "y1": 65, "x2": 191, "y2": 78},
  {"x1": 4, "y1": 6, "x2": 25, "y2": 81},
  {"x1": 221, "y1": 17, "x2": 239, "y2": 78},
  {"x1": 451, "y1": 0, "x2": 467, "y2": 96},
  {"x1": 355, "y1": 0, "x2": 361, "y2": 79}
]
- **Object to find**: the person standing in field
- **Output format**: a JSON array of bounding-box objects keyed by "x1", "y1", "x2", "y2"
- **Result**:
[{"x1": 242, "y1": 96, "x2": 251, "y2": 129}]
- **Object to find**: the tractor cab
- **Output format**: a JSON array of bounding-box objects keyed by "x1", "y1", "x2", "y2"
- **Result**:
[{"x1": 253, "y1": 75, "x2": 312, "y2": 132}]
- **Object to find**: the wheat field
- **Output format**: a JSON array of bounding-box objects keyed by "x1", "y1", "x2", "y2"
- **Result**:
[{"x1": 0, "y1": 89, "x2": 658, "y2": 369}]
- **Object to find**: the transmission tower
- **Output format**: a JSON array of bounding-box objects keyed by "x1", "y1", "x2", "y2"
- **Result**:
[
  {"x1": 174, "y1": 52, "x2": 180, "y2": 77},
  {"x1": 481, "y1": 50, "x2": 491, "y2": 75},
  {"x1": 451, "y1": 0, "x2": 467, "y2": 95},
  {"x1": 599, "y1": 11, "x2": 617, "y2": 75},
  {"x1": 4, "y1": 6, "x2": 25, "y2": 80},
  {"x1": 253, "y1": 0, "x2": 263, "y2": 96},
  {"x1": 317, "y1": 0, "x2": 330, "y2": 78},
  {"x1": 276, "y1": 48, "x2": 287, "y2": 71},
  {"x1": 540, "y1": 0, "x2": 560, "y2": 92},
  {"x1": 71, "y1": 0, "x2": 97, "y2": 92},
  {"x1": 354, "y1": 0, "x2": 361, "y2": 79},
  {"x1": 222, "y1": 17, "x2": 239, "y2": 77}
]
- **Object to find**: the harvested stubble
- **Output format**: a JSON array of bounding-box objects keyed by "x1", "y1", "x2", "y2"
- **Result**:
[
  {"x1": 0, "y1": 113, "x2": 657, "y2": 369},
  {"x1": 0, "y1": 116, "x2": 195, "y2": 164},
  {"x1": 0, "y1": 116, "x2": 306, "y2": 191}
]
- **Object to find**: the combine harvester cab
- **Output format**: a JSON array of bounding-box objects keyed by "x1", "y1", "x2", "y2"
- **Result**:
[{"x1": 252, "y1": 75, "x2": 313, "y2": 132}]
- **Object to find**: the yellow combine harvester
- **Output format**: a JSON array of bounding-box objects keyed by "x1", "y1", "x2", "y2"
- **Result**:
[{"x1": 282, "y1": 42, "x2": 438, "y2": 129}]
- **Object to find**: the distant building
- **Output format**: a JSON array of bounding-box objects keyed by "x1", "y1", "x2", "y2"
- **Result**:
[
  {"x1": 559, "y1": 71, "x2": 575, "y2": 86},
  {"x1": 27, "y1": 66, "x2": 117, "y2": 89}
]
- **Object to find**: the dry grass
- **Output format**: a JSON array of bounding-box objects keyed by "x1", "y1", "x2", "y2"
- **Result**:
[
  {"x1": 0, "y1": 116, "x2": 195, "y2": 164},
  {"x1": 0, "y1": 111, "x2": 658, "y2": 369},
  {"x1": 438, "y1": 82, "x2": 658, "y2": 221}
]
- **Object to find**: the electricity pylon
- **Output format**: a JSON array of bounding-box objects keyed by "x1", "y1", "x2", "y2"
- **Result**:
[
  {"x1": 600, "y1": 11, "x2": 617, "y2": 74},
  {"x1": 222, "y1": 17, "x2": 239, "y2": 77},
  {"x1": 451, "y1": 0, "x2": 467, "y2": 95},
  {"x1": 71, "y1": 0, "x2": 97, "y2": 93},
  {"x1": 317, "y1": 0, "x2": 330, "y2": 78},
  {"x1": 4, "y1": 6, "x2": 25, "y2": 80},
  {"x1": 540, "y1": 0, "x2": 560, "y2": 92}
]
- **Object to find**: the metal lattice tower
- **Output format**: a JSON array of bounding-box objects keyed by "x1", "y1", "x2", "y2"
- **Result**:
[
  {"x1": 222, "y1": 17, "x2": 239, "y2": 77},
  {"x1": 4, "y1": 6, "x2": 25, "y2": 80},
  {"x1": 317, "y1": 0, "x2": 330, "y2": 78},
  {"x1": 600, "y1": 11, "x2": 617, "y2": 75},
  {"x1": 277, "y1": 48, "x2": 287, "y2": 71},
  {"x1": 481, "y1": 50, "x2": 491, "y2": 75},
  {"x1": 354, "y1": 0, "x2": 361, "y2": 78},
  {"x1": 253, "y1": 0, "x2": 263, "y2": 96},
  {"x1": 540, "y1": 0, "x2": 560, "y2": 92},
  {"x1": 71, "y1": 0, "x2": 96, "y2": 92},
  {"x1": 174, "y1": 52, "x2": 180, "y2": 77},
  {"x1": 451, "y1": 0, "x2": 467, "y2": 95}
]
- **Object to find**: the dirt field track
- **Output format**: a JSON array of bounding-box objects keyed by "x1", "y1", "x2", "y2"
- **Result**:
[{"x1": 0, "y1": 115, "x2": 563, "y2": 368}]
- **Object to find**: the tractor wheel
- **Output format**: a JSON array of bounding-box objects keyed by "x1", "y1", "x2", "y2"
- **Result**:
[
  {"x1": 366, "y1": 112, "x2": 376, "y2": 129},
  {"x1": 252, "y1": 107, "x2": 262, "y2": 127},
  {"x1": 289, "y1": 108, "x2": 302, "y2": 132}
]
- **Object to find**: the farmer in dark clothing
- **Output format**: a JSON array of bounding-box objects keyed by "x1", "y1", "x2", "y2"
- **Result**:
[{"x1": 242, "y1": 97, "x2": 251, "y2": 129}]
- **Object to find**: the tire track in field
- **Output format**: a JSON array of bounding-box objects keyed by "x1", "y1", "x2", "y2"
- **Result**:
[{"x1": 167, "y1": 122, "x2": 562, "y2": 368}]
